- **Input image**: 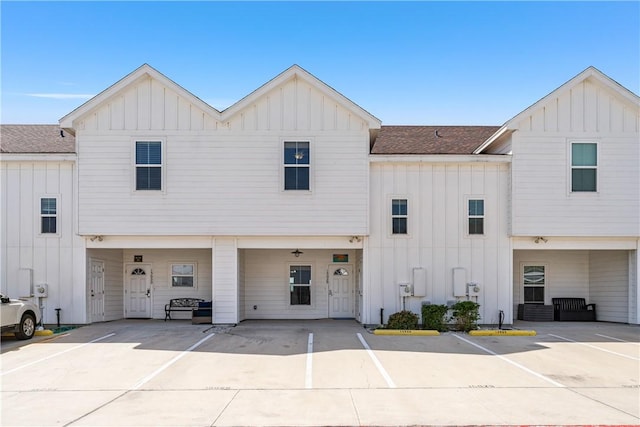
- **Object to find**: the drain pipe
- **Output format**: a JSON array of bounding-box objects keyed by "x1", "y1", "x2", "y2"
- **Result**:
[
  {"x1": 55, "y1": 308, "x2": 61, "y2": 328},
  {"x1": 380, "y1": 307, "x2": 384, "y2": 325},
  {"x1": 499, "y1": 310, "x2": 504, "y2": 329}
]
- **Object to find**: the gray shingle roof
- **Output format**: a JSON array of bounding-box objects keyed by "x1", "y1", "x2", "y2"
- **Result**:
[
  {"x1": 371, "y1": 125, "x2": 501, "y2": 155},
  {"x1": 0, "y1": 125, "x2": 75, "y2": 153}
]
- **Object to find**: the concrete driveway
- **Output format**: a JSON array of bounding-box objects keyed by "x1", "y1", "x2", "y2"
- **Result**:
[{"x1": 1, "y1": 319, "x2": 639, "y2": 426}]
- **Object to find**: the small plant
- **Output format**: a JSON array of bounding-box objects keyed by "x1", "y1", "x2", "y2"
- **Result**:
[
  {"x1": 450, "y1": 301, "x2": 480, "y2": 332},
  {"x1": 386, "y1": 310, "x2": 419, "y2": 330},
  {"x1": 421, "y1": 304, "x2": 449, "y2": 332}
]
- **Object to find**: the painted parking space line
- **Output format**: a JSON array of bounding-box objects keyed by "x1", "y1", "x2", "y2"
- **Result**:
[
  {"x1": 131, "y1": 333, "x2": 215, "y2": 390},
  {"x1": 452, "y1": 334, "x2": 565, "y2": 388},
  {"x1": 595, "y1": 333, "x2": 639, "y2": 344},
  {"x1": 1, "y1": 333, "x2": 116, "y2": 376},
  {"x1": 356, "y1": 333, "x2": 396, "y2": 388},
  {"x1": 549, "y1": 334, "x2": 640, "y2": 361},
  {"x1": 305, "y1": 333, "x2": 313, "y2": 389}
]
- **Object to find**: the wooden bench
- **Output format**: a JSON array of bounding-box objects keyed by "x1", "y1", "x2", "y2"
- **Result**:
[
  {"x1": 164, "y1": 298, "x2": 204, "y2": 321},
  {"x1": 552, "y1": 298, "x2": 596, "y2": 321}
]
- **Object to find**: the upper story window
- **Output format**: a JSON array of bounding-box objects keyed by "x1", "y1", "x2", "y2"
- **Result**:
[
  {"x1": 284, "y1": 141, "x2": 310, "y2": 190},
  {"x1": 40, "y1": 197, "x2": 57, "y2": 234},
  {"x1": 392, "y1": 199, "x2": 408, "y2": 234},
  {"x1": 136, "y1": 141, "x2": 162, "y2": 191},
  {"x1": 571, "y1": 142, "x2": 597, "y2": 192},
  {"x1": 468, "y1": 199, "x2": 484, "y2": 235}
]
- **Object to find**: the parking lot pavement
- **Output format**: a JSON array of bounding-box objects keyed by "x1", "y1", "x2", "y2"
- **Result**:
[{"x1": 1, "y1": 319, "x2": 639, "y2": 426}]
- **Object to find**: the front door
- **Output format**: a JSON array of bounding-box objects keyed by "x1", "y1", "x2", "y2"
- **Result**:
[
  {"x1": 125, "y1": 264, "x2": 152, "y2": 318},
  {"x1": 329, "y1": 264, "x2": 354, "y2": 318},
  {"x1": 90, "y1": 259, "x2": 105, "y2": 322}
]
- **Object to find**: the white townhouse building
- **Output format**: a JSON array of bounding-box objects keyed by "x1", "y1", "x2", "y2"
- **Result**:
[{"x1": 1, "y1": 65, "x2": 638, "y2": 326}]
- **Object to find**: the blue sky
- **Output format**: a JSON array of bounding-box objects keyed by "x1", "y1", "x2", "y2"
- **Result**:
[{"x1": 1, "y1": 1, "x2": 638, "y2": 125}]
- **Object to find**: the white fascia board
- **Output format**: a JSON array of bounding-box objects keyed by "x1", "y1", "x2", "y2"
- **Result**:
[
  {"x1": 0, "y1": 153, "x2": 76, "y2": 162},
  {"x1": 60, "y1": 64, "x2": 221, "y2": 128},
  {"x1": 512, "y1": 236, "x2": 638, "y2": 250},
  {"x1": 369, "y1": 154, "x2": 512, "y2": 164},
  {"x1": 473, "y1": 125, "x2": 510, "y2": 154},
  {"x1": 221, "y1": 65, "x2": 382, "y2": 129},
  {"x1": 503, "y1": 66, "x2": 640, "y2": 132}
]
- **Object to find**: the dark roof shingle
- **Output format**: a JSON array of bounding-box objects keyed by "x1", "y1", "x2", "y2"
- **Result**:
[
  {"x1": 371, "y1": 125, "x2": 501, "y2": 155},
  {"x1": 0, "y1": 125, "x2": 75, "y2": 153}
]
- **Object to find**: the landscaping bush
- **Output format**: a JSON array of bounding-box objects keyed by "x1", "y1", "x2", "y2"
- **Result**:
[
  {"x1": 450, "y1": 301, "x2": 480, "y2": 332},
  {"x1": 386, "y1": 310, "x2": 419, "y2": 330},
  {"x1": 421, "y1": 304, "x2": 449, "y2": 331}
]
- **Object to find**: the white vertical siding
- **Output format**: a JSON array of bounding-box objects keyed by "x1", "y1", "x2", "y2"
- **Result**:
[
  {"x1": 1, "y1": 160, "x2": 86, "y2": 324},
  {"x1": 511, "y1": 78, "x2": 639, "y2": 237},
  {"x1": 213, "y1": 238, "x2": 238, "y2": 324},
  {"x1": 369, "y1": 161, "x2": 511, "y2": 325},
  {"x1": 589, "y1": 251, "x2": 629, "y2": 323},
  {"x1": 631, "y1": 250, "x2": 638, "y2": 324}
]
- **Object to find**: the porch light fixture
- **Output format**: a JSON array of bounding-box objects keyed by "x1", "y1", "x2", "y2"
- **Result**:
[
  {"x1": 534, "y1": 236, "x2": 547, "y2": 244},
  {"x1": 89, "y1": 235, "x2": 103, "y2": 242},
  {"x1": 291, "y1": 249, "x2": 303, "y2": 257},
  {"x1": 349, "y1": 236, "x2": 361, "y2": 243}
]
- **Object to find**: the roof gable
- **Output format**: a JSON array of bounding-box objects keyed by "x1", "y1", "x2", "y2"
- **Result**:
[{"x1": 60, "y1": 64, "x2": 381, "y2": 132}]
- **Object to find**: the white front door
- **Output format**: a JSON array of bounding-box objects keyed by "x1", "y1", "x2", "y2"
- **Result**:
[
  {"x1": 329, "y1": 264, "x2": 354, "y2": 318},
  {"x1": 125, "y1": 264, "x2": 152, "y2": 318},
  {"x1": 90, "y1": 259, "x2": 105, "y2": 323}
]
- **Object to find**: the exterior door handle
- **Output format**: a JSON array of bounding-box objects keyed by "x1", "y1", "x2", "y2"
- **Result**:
[
  {"x1": 146, "y1": 289, "x2": 151, "y2": 297},
  {"x1": 91, "y1": 290, "x2": 95, "y2": 297},
  {"x1": 328, "y1": 290, "x2": 333, "y2": 296}
]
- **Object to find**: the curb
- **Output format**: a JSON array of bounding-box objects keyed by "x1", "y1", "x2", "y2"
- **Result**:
[
  {"x1": 469, "y1": 330, "x2": 536, "y2": 336},
  {"x1": 373, "y1": 329, "x2": 440, "y2": 336},
  {"x1": 35, "y1": 329, "x2": 54, "y2": 336}
]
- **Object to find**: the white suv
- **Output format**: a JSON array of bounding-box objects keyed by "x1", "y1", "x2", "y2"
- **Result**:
[{"x1": 1, "y1": 294, "x2": 42, "y2": 340}]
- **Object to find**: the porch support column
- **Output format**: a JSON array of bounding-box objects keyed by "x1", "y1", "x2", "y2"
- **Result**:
[
  {"x1": 212, "y1": 237, "x2": 239, "y2": 325},
  {"x1": 631, "y1": 244, "x2": 639, "y2": 324}
]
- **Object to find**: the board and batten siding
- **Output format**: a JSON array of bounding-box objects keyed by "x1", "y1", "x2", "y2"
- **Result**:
[
  {"x1": 368, "y1": 160, "x2": 511, "y2": 325},
  {"x1": 213, "y1": 238, "x2": 238, "y2": 324},
  {"x1": 75, "y1": 75, "x2": 370, "y2": 236},
  {"x1": 589, "y1": 250, "x2": 629, "y2": 323},
  {"x1": 1, "y1": 160, "x2": 87, "y2": 324},
  {"x1": 511, "y1": 78, "x2": 639, "y2": 237}
]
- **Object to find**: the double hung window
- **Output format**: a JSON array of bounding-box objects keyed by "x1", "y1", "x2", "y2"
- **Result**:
[
  {"x1": 571, "y1": 142, "x2": 597, "y2": 192},
  {"x1": 136, "y1": 141, "x2": 162, "y2": 190},
  {"x1": 40, "y1": 197, "x2": 57, "y2": 234},
  {"x1": 392, "y1": 199, "x2": 408, "y2": 235},
  {"x1": 468, "y1": 199, "x2": 485, "y2": 235},
  {"x1": 284, "y1": 141, "x2": 310, "y2": 190},
  {"x1": 289, "y1": 265, "x2": 311, "y2": 305},
  {"x1": 171, "y1": 263, "x2": 195, "y2": 287}
]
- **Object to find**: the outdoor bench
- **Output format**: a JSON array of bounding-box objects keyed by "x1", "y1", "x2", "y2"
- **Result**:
[
  {"x1": 552, "y1": 297, "x2": 596, "y2": 321},
  {"x1": 164, "y1": 298, "x2": 204, "y2": 321}
]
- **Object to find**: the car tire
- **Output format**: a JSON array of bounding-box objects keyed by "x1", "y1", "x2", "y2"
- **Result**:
[{"x1": 15, "y1": 313, "x2": 36, "y2": 340}]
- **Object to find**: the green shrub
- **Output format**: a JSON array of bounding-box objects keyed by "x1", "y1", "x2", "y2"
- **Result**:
[
  {"x1": 421, "y1": 304, "x2": 449, "y2": 331},
  {"x1": 386, "y1": 310, "x2": 419, "y2": 330},
  {"x1": 450, "y1": 301, "x2": 480, "y2": 332}
]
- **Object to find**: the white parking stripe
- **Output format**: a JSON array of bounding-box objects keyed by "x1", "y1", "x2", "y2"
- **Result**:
[
  {"x1": 130, "y1": 333, "x2": 215, "y2": 390},
  {"x1": 550, "y1": 333, "x2": 640, "y2": 361},
  {"x1": 595, "y1": 333, "x2": 637, "y2": 343},
  {"x1": 305, "y1": 333, "x2": 313, "y2": 389},
  {"x1": 453, "y1": 334, "x2": 565, "y2": 388},
  {"x1": 1, "y1": 333, "x2": 116, "y2": 376},
  {"x1": 356, "y1": 333, "x2": 396, "y2": 388}
]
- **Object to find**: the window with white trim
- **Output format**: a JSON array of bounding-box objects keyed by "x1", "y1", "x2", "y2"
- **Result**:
[
  {"x1": 289, "y1": 265, "x2": 311, "y2": 305},
  {"x1": 523, "y1": 265, "x2": 545, "y2": 304},
  {"x1": 392, "y1": 199, "x2": 408, "y2": 234},
  {"x1": 571, "y1": 142, "x2": 597, "y2": 192},
  {"x1": 40, "y1": 197, "x2": 57, "y2": 234},
  {"x1": 284, "y1": 141, "x2": 310, "y2": 190},
  {"x1": 136, "y1": 141, "x2": 162, "y2": 190},
  {"x1": 171, "y1": 263, "x2": 196, "y2": 287},
  {"x1": 468, "y1": 199, "x2": 484, "y2": 235}
]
